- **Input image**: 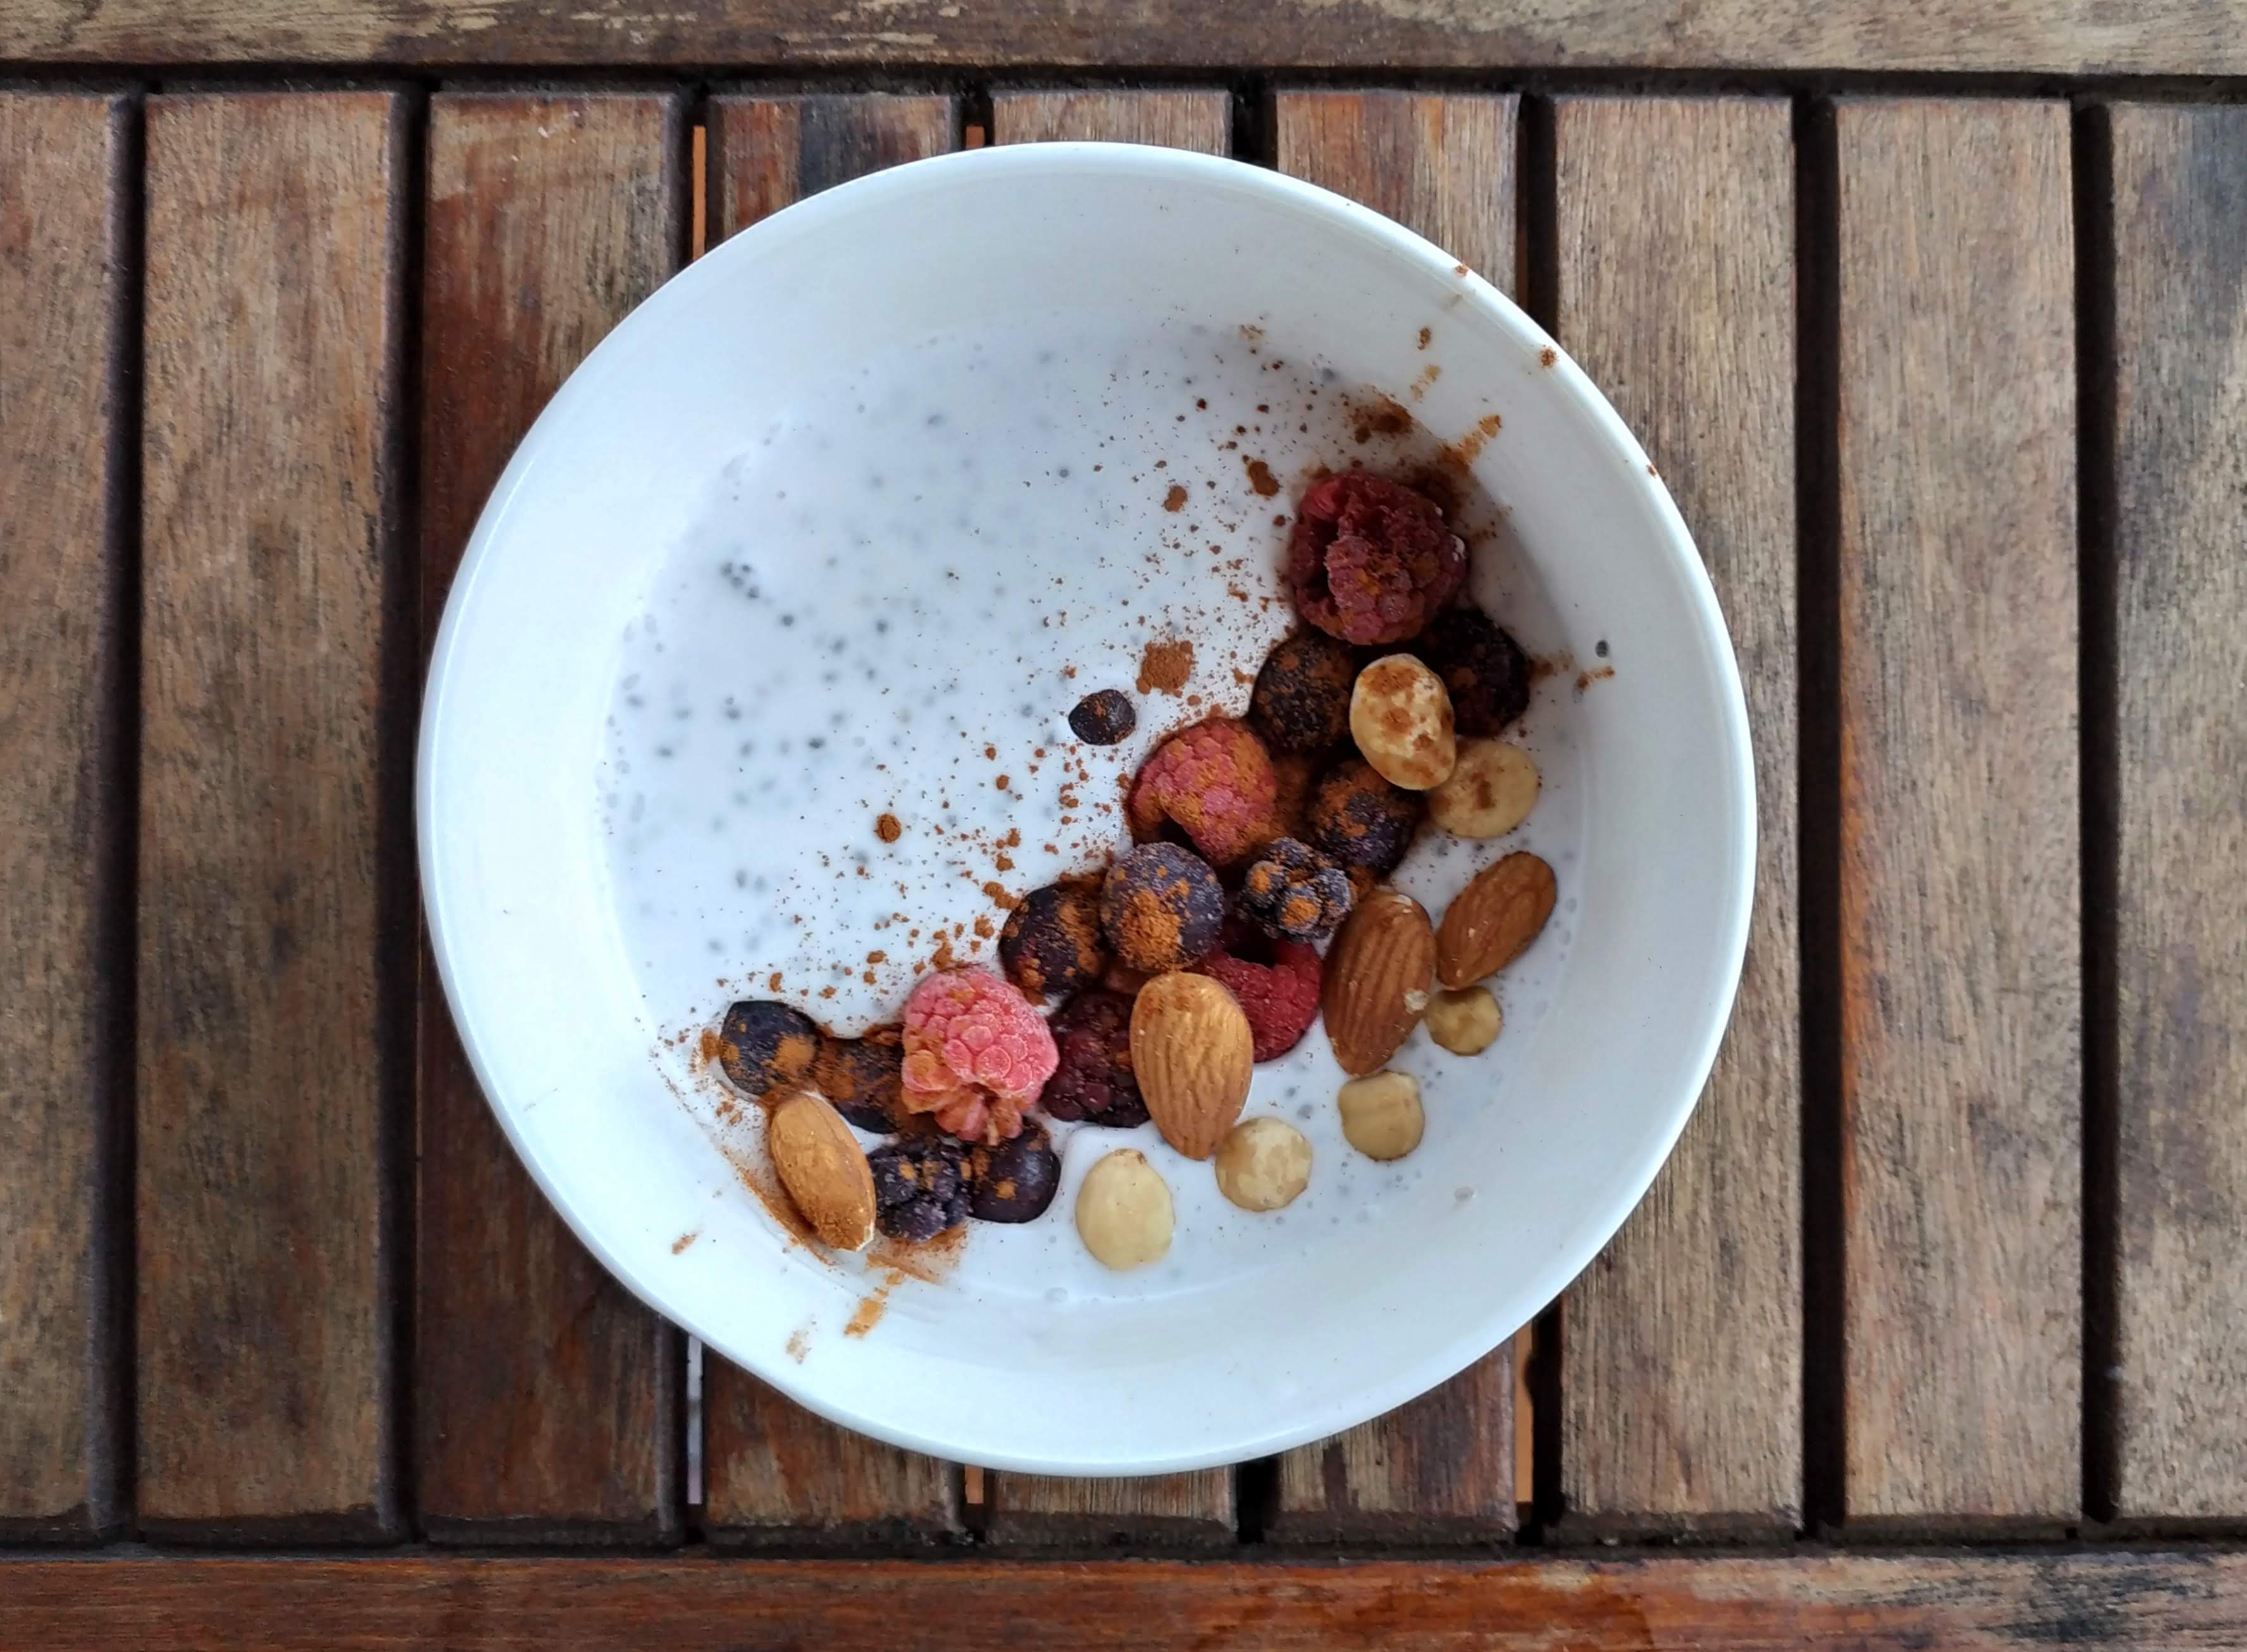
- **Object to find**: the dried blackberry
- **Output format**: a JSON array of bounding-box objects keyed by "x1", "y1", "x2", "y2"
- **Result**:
[
  {"x1": 998, "y1": 881, "x2": 1108, "y2": 1003},
  {"x1": 1237, "y1": 837, "x2": 1354, "y2": 945},
  {"x1": 716, "y1": 1000, "x2": 818, "y2": 1097},
  {"x1": 1250, "y1": 629, "x2": 1356, "y2": 752},
  {"x1": 1041, "y1": 989, "x2": 1150, "y2": 1128},
  {"x1": 809, "y1": 1026, "x2": 903, "y2": 1133},
  {"x1": 1414, "y1": 606, "x2": 1532, "y2": 737},
  {"x1": 1068, "y1": 688, "x2": 1137, "y2": 745},
  {"x1": 869, "y1": 1135, "x2": 970, "y2": 1242},
  {"x1": 968, "y1": 1122, "x2": 1060, "y2": 1223},
  {"x1": 1098, "y1": 842, "x2": 1227, "y2": 972},
  {"x1": 1306, "y1": 757, "x2": 1422, "y2": 877}
]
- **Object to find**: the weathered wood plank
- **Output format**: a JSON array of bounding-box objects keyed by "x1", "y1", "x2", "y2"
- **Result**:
[
  {"x1": 1835, "y1": 98, "x2": 2081, "y2": 1530},
  {"x1": 990, "y1": 90, "x2": 1229, "y2": 153},
  {"x1": 698, "y1": 93, "x2": 961, "y2": 1546},
  {"x1": 1266, "y1": 89, "x2": 1517, "y2": 1545},
  {"x1": 6, "y1": 0, "x2": 2244, "y2": 77},
  {"x1": 1551, "y1": 95, "x2": 1801, "y2": 1537},
  {"x1": 137, "y1": 90, "x2": 405, "y2": 1537},
  {"x1": 0, "y1": 90, "x2": 130, "y2": 1540},
  {"x1": 9, "y1": 1552, "x2": 2247, "y2": 1648},
  {"x1": 417, "y1": 91, "x2": 685, "y2": 1541},
  {"x1": 1272, "y1": 90, "x2": 1517, "y2": 290},
  {"x1": 2107, "y1": 102, "x2": 2247, "y2": 1526}
]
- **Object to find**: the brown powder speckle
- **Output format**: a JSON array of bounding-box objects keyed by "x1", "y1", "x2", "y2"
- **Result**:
[
  {"x1": 995, "y1": 774, "x2": 1010, "y2": 791},
  {"x1": 766, "y1": 971, "x2": 783, "y2": 991},
  {"x1": 785, "y1": 1328, "x2": 809, "y2": 1362},
  {"x1": 1243, "y1": 457, "x2": 1280, "y2": 497},
  {"x1": 1417, "y1": 326, "x2": 1432, "y2": 350},
  {"x1": 1540, "y1": 346, "x2": 1558, "y2": 369},
  {"x1": 671, "y1": 1230, "x2": 700, "y2": 1255},
  {"x1": 874, "y1": 812, "x2": 902, "y2": 843},
  {"x1": 1443, "y1": 412, "x2": 1505, "y2": 468},
  {"x1": 1576, "y1": 664, "x2": 1617, "y2": 692},
  {"x1": 1350, "y1": 395, "x2": 1413, "y2": 444},
  {"x1": 983, "y1": 881, "x2": 1019, "y2": 909},
  {"x1": 1163, "y1": 483, "x2": 1189, "y2": 511},
  {"x1": 1136, "y1": 637, "x2": 1194, "y2": 696}
]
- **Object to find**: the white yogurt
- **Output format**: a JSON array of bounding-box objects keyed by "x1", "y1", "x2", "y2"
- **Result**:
[{"x1": 599, "y1": 313, "x2": 1586, "y2": 1312}]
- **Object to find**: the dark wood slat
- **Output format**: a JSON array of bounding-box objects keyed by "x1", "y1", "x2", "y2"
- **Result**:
[
  {"x1": 6, "y1": 0, "x2": 2245, "y2": 76},
  {"x1": 976, "y1": 83, "x2": 1238, "y2": 1548},
  {"x1": 416, "y1": 91, "x2": 685, "y2": 1542},
  {"x1": 1551, "y1": 95, "x2": 1801, "y2": 1538},
  {"x1": 137, "y1": 90, "x2": 405, "y2": 1538},
  {"x1": 989, "y1": 90, "x2": 1230, "y2": 152},
  {"x1": 1272, "y1": 90, "x2": 1517, "y2": 289},
  {"x1": 1835, "y1": 98, "x2": 2081, "y2": 1531},
  {"x1": 709, "y1": 93, "x2": 957, "y2": 247},
  {"x1": 698, "y1": 92, "x2": 961, "y2": 1547},
  {"x1": 9, "y1": 1552, "x2": 2247, "y2": 1648},
  {"x1": 0, "y1": 90, "x2": 130, "y2": 1541},
  {"x1": 1266, "y1": 89, "x2": 1517, "y2": 1546},
  {"x1": 2107, "y1": 102, "x2": 2247, "y2": 1526}
]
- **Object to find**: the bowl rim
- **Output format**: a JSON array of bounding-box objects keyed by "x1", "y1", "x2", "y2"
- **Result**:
[{"x1": 419, "y1": 139, "x2": 1758, "y2": 1476}]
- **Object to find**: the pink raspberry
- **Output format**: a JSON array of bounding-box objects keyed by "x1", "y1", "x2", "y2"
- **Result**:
[
  {"x1": 1194, "y1": 927, "x2": 1323, "y2": 1062},
  {"x1": 1287, "y1": 473, "x2": 1467, "y2": 644},
  {"x1": 1127, "y1": 718, "x2": 1278, "y2": 867},
  {"x1": 900, "y1": 967, "x2": 1059, "y2": 1144}
]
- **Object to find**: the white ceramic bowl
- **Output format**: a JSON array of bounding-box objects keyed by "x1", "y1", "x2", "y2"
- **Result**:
[{"x1": 420, "y1": 143, "x2": 1754, "y2": 1476}]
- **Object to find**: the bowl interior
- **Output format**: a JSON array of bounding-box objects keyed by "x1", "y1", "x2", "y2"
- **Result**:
[{"x1": 419, "y1": 144, "x2": 1753, "y2": 1474}]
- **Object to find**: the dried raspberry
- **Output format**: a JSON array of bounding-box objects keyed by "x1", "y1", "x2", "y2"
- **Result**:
[
  {"x1": 1307, "y1": 757, "x2": 1423, "y2": 877},
  {"x1": 1251, "y1": 629, "x2": 1357, "y2": 752},
  {"x1": 1288, "y1": 474, "x2": 1467, "y2": 645},
  {"x1": 1237, "y1": 837, "x2": 1354, "y2": 945},
  {"x1": 1414, "y1": 605, "x2": 1532, "y2": 737},
  {"x1": 869, "y1": 1135, "x2": 970, "y2": 1242},
  {"x1": 998, "y1": 881, "x2": 1108, "y2": 1003},
  {"x1": 810, "y1": 1025, "x2": 903, "y2": 1132},
  {"x1": 1126, "y1": 718, "x2": 1278, "y2": 867},
  {"x1": 1195, "y1": 925, "x2": 1323, "y2": 1062},
  {"x1": 900, "y1": 967, "x2": 1059, "y2": 1144},
  {"x1": 1041, "y1": 989, "x2": 1150, "y2": 1127},
  {"x1": 1099, "y1": 843, "x2": 1227, "y2": 973}
]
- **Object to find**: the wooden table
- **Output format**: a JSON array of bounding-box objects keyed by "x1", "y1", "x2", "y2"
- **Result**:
[{"x1": 4, "y1": 3, "x2": 2246, "y2": 1643}]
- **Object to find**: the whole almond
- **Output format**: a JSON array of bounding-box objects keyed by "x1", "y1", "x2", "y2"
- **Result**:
[
  {"x1": 1436, "y1": 852, "x2": 1557, "y2": 988},
  {"x1": 766, "y1": 1090, "x2": 877, "y2": 1251},
  {"x1": 1321, "y1": 888, "x2": 1436, "y2": 1077},
  {"x1": 1130, "y1": 972, "x2": 1254, "y2": 1159}
]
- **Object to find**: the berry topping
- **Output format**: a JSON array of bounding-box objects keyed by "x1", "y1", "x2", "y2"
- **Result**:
[
  {"x1": 1237, "y1": 836, "x2": 1355, "y2": 945},
  {"x1": 1306, "y1": 757, "x2": 1423, "y2": 877},
  {"x1": 1194, "y1": 921, "x2": 1324, "y2": 1062},
  {"x1": 715, "y1": 1000, "x2": 818, "y2": 1098},
  {"x1": 1287, "y1": 473, "x2": 1467, "y2": 645},
  {"x1": 1098, "y1": 842, "x2": 1227, "y2": 973},
  {"x1": 1042, "y1": 989, "x2": 1151, "y2": 1127},
  {"x1": 1250, "y1": 629, "x2": 1357, "y2": 752},
  {"x1": 998, "y1": 881, "x2": 1109, "y2": 1003},
  {"x1": 809, "y1": 1026, "x2": 904, "y2": 1133},
  {"x1": 900, "y1": 967, "x2": 1060, "y2": 1144},
  {"x1": 968, "y1": 1122, "x2": 1062, "y2": 1223},
  {"x1": 1412, "y1": 605, "x2": 1533, "y2": 737},
  {"x1": 1125, "y1": 718, "x2": 1278, "y2": 867},
  {"x1": 869, "y1": 1135, "x2": 970, "y2": 1242},
  {"x1": 1068, "y1": 688, "x2": 1137, "y2": 745}
]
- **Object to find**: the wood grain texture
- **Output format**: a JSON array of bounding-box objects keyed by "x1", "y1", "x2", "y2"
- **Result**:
[
  {"x1": 707, "y1": 94, "x2": 955, "y2": 245},
  {"x1": 981, "y1": 85, "x2": 1235, "y2": 1545},
  {"x1": 137, "y1": 90, "x2": 405, "y2": 1536},
  {"x1": 1835, "y1": 99, "x2": 2081, "y2": 1530},
  {"x1": 1273, "y1": 92, "x2": 1517, "y2": 291},
  {"x1": 990, "y1": 90, "x2": 1229, "y2": 153},
  {"x1": 9, "y1": 1552, "x2": 2247, "y2": 1648},
  {"x1": 7, "y1": 0, "x2": 2246, "y2": 75},
  {"x1": 2107, "y1": 103, "x2": 2247, "y2": 1526},
  {"x1": 1266, "y1": 89, "x2": 1516, "y2": 1545},
  {"x1": 697, "y1": 94, "x2": 961, "y2": 1545},
  {"x1": 0, "y1": 91, "x2": 128, "y2": 1539},
  {"x1": 1551, "y1": 95, "x2": 1801, "y2": 1536},
  {"x1": 417, "y1": 92, "x2": 684, "y2": 1541}
]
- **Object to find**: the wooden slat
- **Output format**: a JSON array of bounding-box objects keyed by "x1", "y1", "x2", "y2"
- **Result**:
[
  {"x1": 137, "y1": 90, "x2": 405, "y2": 1537},
  {"x1": 9, "y1": 1552, "x2": 2247, "y2": 1648},
  {"x1": 1272, "y1": 90, "x2": 1517, "y2": 288},
  {"x1": 972, "y1": 85, "x2": 1237, "y2": 1550},
  {"x1": 989, "y1": 89, "x2": 1230, "y2": 153},
  {"x1": 0, "y1": 91, "x2": 128, "y2": 1539},
  {"x1": 1266, "y1": 89, "x2": 1517, "y2": 1545},
  {"x1": 7, "y1": 0, "x2": 2246, "y2": 77},
  {"x1": 1835, "y1": 99, "x2": 2081, "y2": 1531},
  {"x1": 2107, "y1": 103, "x2": 2247, "y2": 1526},
  {"x1": 698, "y1": 92, "x2": 961, "y2": 1546},
  {"x1": 1551, "y1": 96, "x2": 1801, "y2": 1537},
  {"x1": 416, "y1": 92, "x2": 684, "y2": 1541}
]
